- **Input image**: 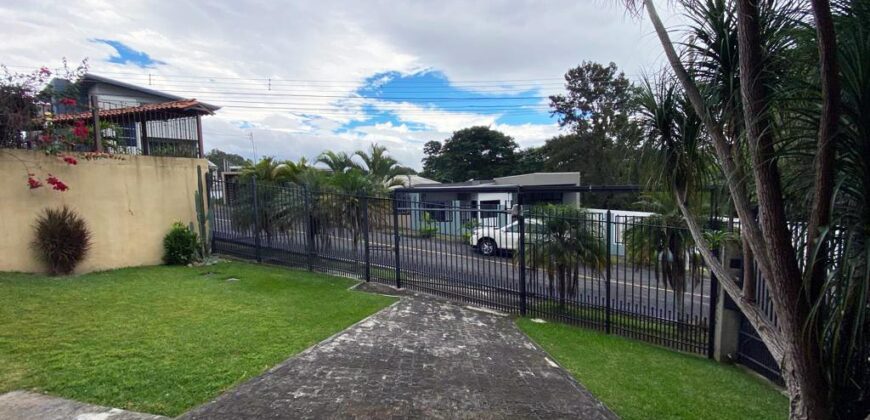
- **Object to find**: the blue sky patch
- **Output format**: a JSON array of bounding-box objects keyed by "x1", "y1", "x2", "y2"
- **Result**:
[
  {"x1": 336, "y1": 70, "x2": 555, "y2": 133},
  {"x1": 92, "y1": 39, "x2": 166, "y2": 68}
]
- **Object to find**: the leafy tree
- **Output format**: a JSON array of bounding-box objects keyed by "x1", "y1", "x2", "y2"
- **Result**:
[
  {"x1": 205, "y1": 149, "x2": 250, "y2": 173},
  {"x1": 421, "y1": 126, "x2": 520, "y2": 182},
  {"x1": 514, "y1": 146, "x2": 547, "y2": 174},
  {"x1": 542, "y1": 61, "x2": 643, "y2": 185}
]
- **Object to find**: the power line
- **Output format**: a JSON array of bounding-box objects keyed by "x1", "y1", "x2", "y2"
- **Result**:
[
  {"x1": 2, "y1": 64, "x2": 573, "y2": 85},
  {"x1": 148, "y1": 89, "x2": 551, "y2": 101}
]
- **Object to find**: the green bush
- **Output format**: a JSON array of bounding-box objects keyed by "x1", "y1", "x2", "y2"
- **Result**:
[
  {"x1": 31, "y1": 206, "x2": 92, "y2": 275},
  {"x1": 419, "y1": 212, "x2": 438, "y2": 238},
  {"x1": 163, "y1": 222, "x2": 199, "y2": 265}
]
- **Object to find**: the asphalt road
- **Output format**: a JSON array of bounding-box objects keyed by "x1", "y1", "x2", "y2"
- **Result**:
[{"x1": 212, "y1": 214, "x2": 713, "y2": 328}]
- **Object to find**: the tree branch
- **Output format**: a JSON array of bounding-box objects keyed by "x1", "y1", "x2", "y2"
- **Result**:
[
  {"x1": 642, "y1": 0, "x2": 774, "y2": 285},
  {"x1": 672, "y1": 189, "x2": 785, "y2": 363},
  {"x1": 805, "y1": 0, "x2": 840, "y2": 303}
]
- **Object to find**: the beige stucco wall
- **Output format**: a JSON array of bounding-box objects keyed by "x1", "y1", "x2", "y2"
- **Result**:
[{"x1": 0, "y1": 149, "x2": 208, "y2": 274}]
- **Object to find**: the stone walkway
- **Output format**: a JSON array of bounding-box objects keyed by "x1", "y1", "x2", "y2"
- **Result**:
[
  {"x1": 0, "y1": 391, "x2": 167, "y2": 420},
  {"x1": 182, "y1": 297, "x2": 615, "y2": 419}
]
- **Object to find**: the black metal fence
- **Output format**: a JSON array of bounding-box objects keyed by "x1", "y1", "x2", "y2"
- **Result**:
[{"x1": 209, "y1": 176, "x2": 718, "y2": 356}]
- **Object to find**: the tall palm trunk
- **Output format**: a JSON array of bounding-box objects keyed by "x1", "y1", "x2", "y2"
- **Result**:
[
  {"x1": 805, "y1": 0, "x2": 840, "y2": 314},
  {"x1": 735, "y1": 1, "x2": 827, "y2": 417}
]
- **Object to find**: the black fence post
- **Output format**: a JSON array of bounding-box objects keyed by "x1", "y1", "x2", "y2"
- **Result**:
[
  {"x1": 517, "y1": 187, "x2": 527, "y2": 316},
  {"x1": 392, "y1": 192, "x2": 402, "y2": 289},
  {"x1": 605, "y1": 208, "x2": 612, "y2": 334},
  {"x1": 303, "y1": 186, "x2": 314, "y2": 271},
  {"x1": 251, "y1": 177, "x2": 262, "y2": 263},
  {"x1": 706, "y1": 190, "x2": 720, "y2": 358},
  {"x1": 205, "y1": 171, "x2": 214, "y2": 253},
  {"x1": 707, "y1": 274, "x2": 719, "y2": 358},
  {"x1": 361, "y1": 195, "x2": 371, "y2": 282}
]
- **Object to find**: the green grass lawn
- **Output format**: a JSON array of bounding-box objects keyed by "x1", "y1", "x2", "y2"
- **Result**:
[
  {"x1": 0, "y1": 261, "x2": 396, "y2": 416},
  {"x1": 517, "y1": 319, "x2": 788, "y2": 420}
]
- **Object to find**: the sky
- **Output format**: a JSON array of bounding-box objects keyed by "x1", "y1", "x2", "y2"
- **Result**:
[{"x1": 0, "y1": 0, "x2": 683, "y2": 170}]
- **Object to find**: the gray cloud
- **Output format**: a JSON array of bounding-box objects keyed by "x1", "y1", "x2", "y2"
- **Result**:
[{"x1": 2, "y1": 0, "x2": 683, "y2": 169}]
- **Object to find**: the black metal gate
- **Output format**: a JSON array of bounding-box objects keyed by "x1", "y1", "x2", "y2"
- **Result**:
[
  {"x1": 207, "y1": 176, "x2": 717, "y2": 357},
  {"x1": 734, "y1": 255, "x2": 784, "y2": 384}
]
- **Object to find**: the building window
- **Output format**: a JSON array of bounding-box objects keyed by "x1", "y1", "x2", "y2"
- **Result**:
[
  {"x1": 425, "y1": 202, "x2": 451, "y2": 222},
  {"x1": 480, "y1": 200, "x2": 501, "y2": 220}
]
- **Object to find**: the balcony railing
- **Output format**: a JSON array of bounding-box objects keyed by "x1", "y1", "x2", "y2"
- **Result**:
[{"x1": 4, "y1": 98, "x2": 212, "y2": 158}]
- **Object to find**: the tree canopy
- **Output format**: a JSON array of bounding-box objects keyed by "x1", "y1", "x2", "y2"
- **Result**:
[
  {"x1": 205, "y1": 149, "x2": 251, "y2": 172},
  {"x1": 539, "y1": 61, "x2": 643, "y2": 185},
  {"x1": 421, "y1": 126, "x2": 520, "y2": 182}
]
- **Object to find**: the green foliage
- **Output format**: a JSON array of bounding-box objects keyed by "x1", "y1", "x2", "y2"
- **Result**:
[
  {"x1": 522, "y1": 205, "x2": 605, "y2": 307},
  {"x1": 354, "y1": 143, "x2": 414, "y2": 189},
  {"x1": 205, "y1": 149, "x2": 251, "y2": 172},
  {"x1": 421, "y1": 126, "x2": 520, "y2": 182},
  {"x1": 636, "y1": 76, "x2": 712, "y2": 197},
  {"x1": 542, "y1": 61, "x2": 643, "y2": 185},
  {"x1": 461, "y1": 219, "x2": 479, "y2": 243},
  {"x1": 622, "y1": 193, "x2": 702, "y2": 307},
  {"x1": 162, "y1": 222, "x2": 199, "y2": 265},
  {"x1": 419, "y1": 212, "x2": 438, "y2": 238},
  {"x1": 31, "y1": 206, "x2": 92, "y2": 275}
]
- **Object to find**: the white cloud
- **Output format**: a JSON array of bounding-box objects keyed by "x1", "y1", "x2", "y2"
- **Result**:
[{"x1": 1, "y1": 0, "x2": 685, "y2": 170}]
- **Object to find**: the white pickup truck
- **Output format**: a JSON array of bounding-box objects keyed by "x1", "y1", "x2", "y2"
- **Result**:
[{"x1": 469, "y1": 218, "x2": 544, "y2": 256}]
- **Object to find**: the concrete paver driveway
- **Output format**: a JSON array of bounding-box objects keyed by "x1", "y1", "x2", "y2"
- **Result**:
[{"x1": 182, "y1": 297, "x2": 615, "y2": 419}]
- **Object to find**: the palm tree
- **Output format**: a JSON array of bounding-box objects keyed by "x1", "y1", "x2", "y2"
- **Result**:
[
  {"x1": 239, "y1": 156, "x2": 300, "y2": 184},
  {"x1": 354, "y1": 143, "x2": 414, "y2": 190},
  {"x1": 317, "y1": 150, "x2": 357, "y2": 173},
  {"x1": 623, "y1": 193, "x2": 704, "y2": 319},
  {"x1": 232, "y1": 157, "x2": 305, "y2": 247},
  {"x1": 521, "y1": 205, "x2": 606, "y2": 311}
]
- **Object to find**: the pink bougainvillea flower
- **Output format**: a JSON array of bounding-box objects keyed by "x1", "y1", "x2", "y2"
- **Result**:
[
  {"x1": 72, "y1": 120, "x2": 89, "y2": 139},
  {"x1": 62, "y1": 155, "x2": 78, "y2": 165},
  {"x1": 59, "y1": 97, "x2": 77, "y2": 106},
  {"x1": 27, "y1": 174, "x2": 42, "y2": 189},
  {"x1": 39, "y1": 67, "x2": 51, "y2": 76}
]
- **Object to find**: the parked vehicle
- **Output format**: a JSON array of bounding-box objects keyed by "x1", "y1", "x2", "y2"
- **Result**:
[{"x1": 470, "y1": 218, "x2": 544, "y2": 256}]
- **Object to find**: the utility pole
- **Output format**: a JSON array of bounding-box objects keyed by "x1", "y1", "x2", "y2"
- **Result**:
[{"x1": 249, "y1": 132, "x2": 257, "y2": 159}]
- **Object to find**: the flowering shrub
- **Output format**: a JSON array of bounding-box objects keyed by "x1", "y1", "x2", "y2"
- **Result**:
[{"x1": 1, "y1": 60, "x2": 91, "y2": 191}]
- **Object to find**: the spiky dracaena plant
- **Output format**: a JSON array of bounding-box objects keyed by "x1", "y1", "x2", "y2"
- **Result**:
[{"x1": 31, "y1": 206, "x2": 92, "y2": 275}]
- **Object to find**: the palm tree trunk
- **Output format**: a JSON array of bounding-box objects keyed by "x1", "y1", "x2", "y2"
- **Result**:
[
  {"x1": 805, "y1": 0, "x2": 840, "y2": 314},
  {"x1": 735, "y1": 0, "x2": 827, "y2": 417}
]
